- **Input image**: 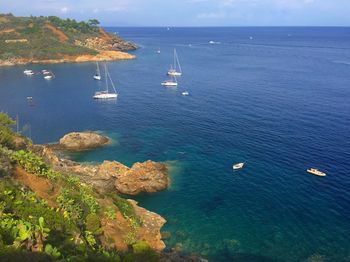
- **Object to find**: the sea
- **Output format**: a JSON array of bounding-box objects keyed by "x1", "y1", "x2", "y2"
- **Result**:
[{"x1": 0, "y1": 27, "x2": 350, "y2": 261}]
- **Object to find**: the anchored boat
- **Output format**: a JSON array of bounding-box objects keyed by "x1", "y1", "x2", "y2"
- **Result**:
[
  {"x1": 307, "y1": 168, "x2": 326, "y2": 177},
  {"x1": 93, "y1": 63, "x2": 118, "y2": 99},
  {"x1": 233, "y1": 163, "x2": 244, "y2": 170},
  {"x1": 167, "y1": 49, "x2": 182, "y2": 76}
]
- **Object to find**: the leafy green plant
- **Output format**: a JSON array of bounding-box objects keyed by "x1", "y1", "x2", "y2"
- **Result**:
[
  {"x1": 104, "y1": 207, "x2": 116, "y2": 220},
  {"x1": 11, "y1": 150, "x2": 48, "y2": 175},
  {"x1": 44, "y1": 243, "x2": 61, "y2": 258}
]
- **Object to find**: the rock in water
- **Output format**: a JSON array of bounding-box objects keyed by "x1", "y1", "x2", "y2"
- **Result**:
[
  {"x1": 115, "y1": 160, "x2": 169, "y2": 195},
  {"x1": 59, "y1": 132, "x2": 109, "y2": 151}
]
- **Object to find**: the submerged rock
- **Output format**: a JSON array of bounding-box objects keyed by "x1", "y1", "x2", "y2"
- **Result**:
[
  {"x1": 115, "y1": 160, "x2": 170, "y2": 195},
  {"x1": 58, "y1": 132, "x2": 110, "y2": 151}
]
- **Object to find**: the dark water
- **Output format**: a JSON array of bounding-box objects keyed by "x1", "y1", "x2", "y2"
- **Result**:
[{"x1": 1, "y1": 27, "x2": 350, "y2": 261}]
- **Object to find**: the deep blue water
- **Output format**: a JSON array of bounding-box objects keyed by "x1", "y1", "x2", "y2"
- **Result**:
[{"x1": 1, "y1": 27, "x2": 350, "y2": 261}]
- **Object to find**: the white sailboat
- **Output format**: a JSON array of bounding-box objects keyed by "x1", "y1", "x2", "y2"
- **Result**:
[
  {"x1": 93, "y1": 63, "x2": 118, "y2": 99},
  {"x1": 161, "y1": 76, "x2": 178, "y2": 87},
  {"x1": 93, "y1": 62, "x2": 101, "y2": 80},
  {"x1": 167, "y1": 49, "x2": 182, "y2": 76}
]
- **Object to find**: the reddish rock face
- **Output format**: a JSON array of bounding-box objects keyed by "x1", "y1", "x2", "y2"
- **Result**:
[
  {"x1": 58, "y1": 132, "x2": 110, "y2": 151},
  {"x1": 115, "y1": 160, "x2": 170, "y2": 195}
]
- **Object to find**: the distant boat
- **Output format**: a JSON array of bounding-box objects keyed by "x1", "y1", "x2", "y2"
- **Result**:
[
  {"x1": 209, "y1": 41, "x2": 221, "y2": 44},
  {"x1": 44, "y1": 75, "x2": 53, "y2": 80},
  {"x1": 93, "y1": 63, "x2": 118, "y2": 99},
  {"x1": 307, "y1": 168, "x2": 326, "y2": 177},
  {"x1": 233, "y1": 163, "x2": 244, "y2": 170},
  {"x1": 93, "y1": 62, "x2": 101, "y2": 80},
  {"x1": 23, "y1": 69, "x2": 34, "y2": 76},
  {"x1": 167, "y1": 49, "x2": 182, "y2": 76},
  {"x1": 43, "y1": 70, "x2": 54, "y2": 80},
  {"x1": 157, "y1": 48, "x2": 161, "y2": 54},
  {"x1": 161, "y1": 76, "x2": 178, "y2": 87},
  {"x1": 182, "y1": 91, "x2": 189, "y2": 96}
]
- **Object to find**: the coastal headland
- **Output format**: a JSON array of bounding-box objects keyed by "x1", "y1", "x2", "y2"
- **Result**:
[{"x1": 0, "y1": 14, "x2": 136, "y2": 66}]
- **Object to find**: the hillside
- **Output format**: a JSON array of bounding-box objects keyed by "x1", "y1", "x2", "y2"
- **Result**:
[
  {"x1": 0, "y1": 113, "x2": 206, "y2": 262},
  {"x1": 0, "y1": 14, "x2": 137, "y2": 66}
]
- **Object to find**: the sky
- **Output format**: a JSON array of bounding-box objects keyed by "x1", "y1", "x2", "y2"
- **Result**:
[{"x1": 1, "y1": 0, "x2": 350, "y2": 26}]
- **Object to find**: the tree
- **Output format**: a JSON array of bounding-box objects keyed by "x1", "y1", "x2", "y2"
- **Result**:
[{"x1": 88, "y1": 19, "x2": 100, "y2": 27}]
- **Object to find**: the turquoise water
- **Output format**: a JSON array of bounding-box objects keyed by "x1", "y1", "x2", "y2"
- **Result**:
[{"x1": 1, "y1": 27, "x2": 350, "y2": 261}]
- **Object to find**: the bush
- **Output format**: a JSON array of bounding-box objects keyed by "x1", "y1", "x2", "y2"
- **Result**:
[
  {"x1": 85, "y1": 214, "x2": 101, "y2": 235},
  {"x1": 0, "y1": 113, "x2": 15, "y2": 149}
]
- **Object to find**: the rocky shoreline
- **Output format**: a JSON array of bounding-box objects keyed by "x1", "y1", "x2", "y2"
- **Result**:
[{"x1": 0, "y1": 50, "x2": 135, "y2": 67}]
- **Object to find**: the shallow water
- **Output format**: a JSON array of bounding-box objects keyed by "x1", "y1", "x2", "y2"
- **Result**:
[{"x1": 1, "y1": 27, "x2": 350, "y2": 261}]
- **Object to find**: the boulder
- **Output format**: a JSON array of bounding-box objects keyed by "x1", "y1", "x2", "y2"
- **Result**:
[
  {"x1": 58, "y1": 132, "x2": 109, "y2": 151},
  {"x1": 115, "y1": 160, "x2": 169, "y2": 195}
]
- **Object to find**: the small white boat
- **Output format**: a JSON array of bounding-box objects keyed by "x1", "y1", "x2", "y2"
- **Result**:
[
  {"x1": 161, "y1": 80, "x2": 178, "y2": 87},
  {"x1": 44, "y1": 75, "x2": 53, "y2": 80},
  {"x1": 182, "y1": 91, "x2": 189, "y2": 96},
  {"x1": 93, "y1": 75, "x2": 101, "y2": 80},
  {"x1": 307, "y1": 168, "x2": 326, "y2": 177},
  {"x1": 233, "y1": 163, "x2": 244, "y2": 170},
  {"x1": 23, "y1": 70, "x2": 34, "y2": 76},
  {"x1": 209, "y1": 41, "x2": 221, "y2": 44},
  {"x1": 157, "y1": 48, "x2": 161, "y2": 54}
]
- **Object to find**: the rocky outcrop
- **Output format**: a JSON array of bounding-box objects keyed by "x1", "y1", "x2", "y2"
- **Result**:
[
  {"x1": 33, "y1": 145, "x2": 169, "y2": 194},
  {"x1": 58, "y1": 132, "x2": 110, "y2": 151},
  {"x1": 129, "y1": 199, "x2": 166, "y2": 250},
  {"x1": 74, "y1": 36, "x2": 137, "y2": 52},
  {"x1": 115, "y1": 160, "x2": 169, "y2": 195}
]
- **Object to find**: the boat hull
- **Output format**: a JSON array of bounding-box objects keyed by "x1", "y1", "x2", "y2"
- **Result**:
[
  {"x1": 307, "y1": 169, "x2": 326, "y2": 177},
  {"x1": 167, "y1": 71, "x2": 182, "y2": 76},
  {"x1": 161, "y1": 82, "x2": 178, "y2": 87},
  {"x1": 93, "y1": 93, "x2": 118, "y2": 99},
  {"x1": 233, "y1": 163, "x2": 244, "y2": 170}
]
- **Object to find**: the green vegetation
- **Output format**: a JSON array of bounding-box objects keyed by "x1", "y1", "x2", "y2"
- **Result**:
[
  {"x1": 0, "y1": 14, "x2": 106, "y2": 61},
  {"x1": 0, "y1": 113, "x2": 160, "y2": 261}
]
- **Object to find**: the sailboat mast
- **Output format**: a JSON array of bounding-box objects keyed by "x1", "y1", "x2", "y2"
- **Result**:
[
  {"x1": 174, "y1": 49, "x2": 177, "y2": 71},
  {"x1": 104, "y1": 63, "x2": 109, "y2": 92},
  {"x1": 96, "y1": 62, "x2": 100, "y2": 75},
  {"x1": 175, "y1": 49, "x2": 182, "y2": 73}
]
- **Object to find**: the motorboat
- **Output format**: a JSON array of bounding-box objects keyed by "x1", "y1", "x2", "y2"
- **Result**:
[
  {"x1": 182, "y1": 91, "x2": 189, "y2": 96},
  {"x1": 307, "y1": 168, "x2": 326, "y2": 177},
  {"x1": 233, "y1": 163, "x2": 244, "y2": 170},
  {"x1": 23, "y1": 70, "x2": 34, "y2": 76},
  {"x1": 161, "y1": 79, "x2": 178, "y2": 87}
]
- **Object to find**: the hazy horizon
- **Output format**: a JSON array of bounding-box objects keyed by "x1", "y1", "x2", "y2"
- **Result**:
[{"x1": 1, "y1": 0, "x2": 350, "y2": 27}]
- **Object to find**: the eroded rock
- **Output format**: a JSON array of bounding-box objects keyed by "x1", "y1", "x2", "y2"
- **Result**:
[
  {"x1": 58, "y1": 132, "x2": 110, "y2": 151},
  {"x1": 115, "y1": 160, "x2": 170, "y2": 195}
]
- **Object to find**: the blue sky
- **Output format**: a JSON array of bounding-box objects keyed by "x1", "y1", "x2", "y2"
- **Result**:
[{"x1": 1, "y1": 0, "x2": 350, "y2": 26}]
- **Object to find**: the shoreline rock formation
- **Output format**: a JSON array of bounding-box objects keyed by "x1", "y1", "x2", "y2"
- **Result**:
[
  {"x1": 32, "y1": 131, "x2": 170, "y2": 195},
  {"x1": 58, "y1": 131, "x2": 110, "y2": 151}
]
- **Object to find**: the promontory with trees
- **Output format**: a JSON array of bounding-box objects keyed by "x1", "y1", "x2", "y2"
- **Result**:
[{"x1": 0, "y1": 14, "x2": 137, "y2": 66}]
